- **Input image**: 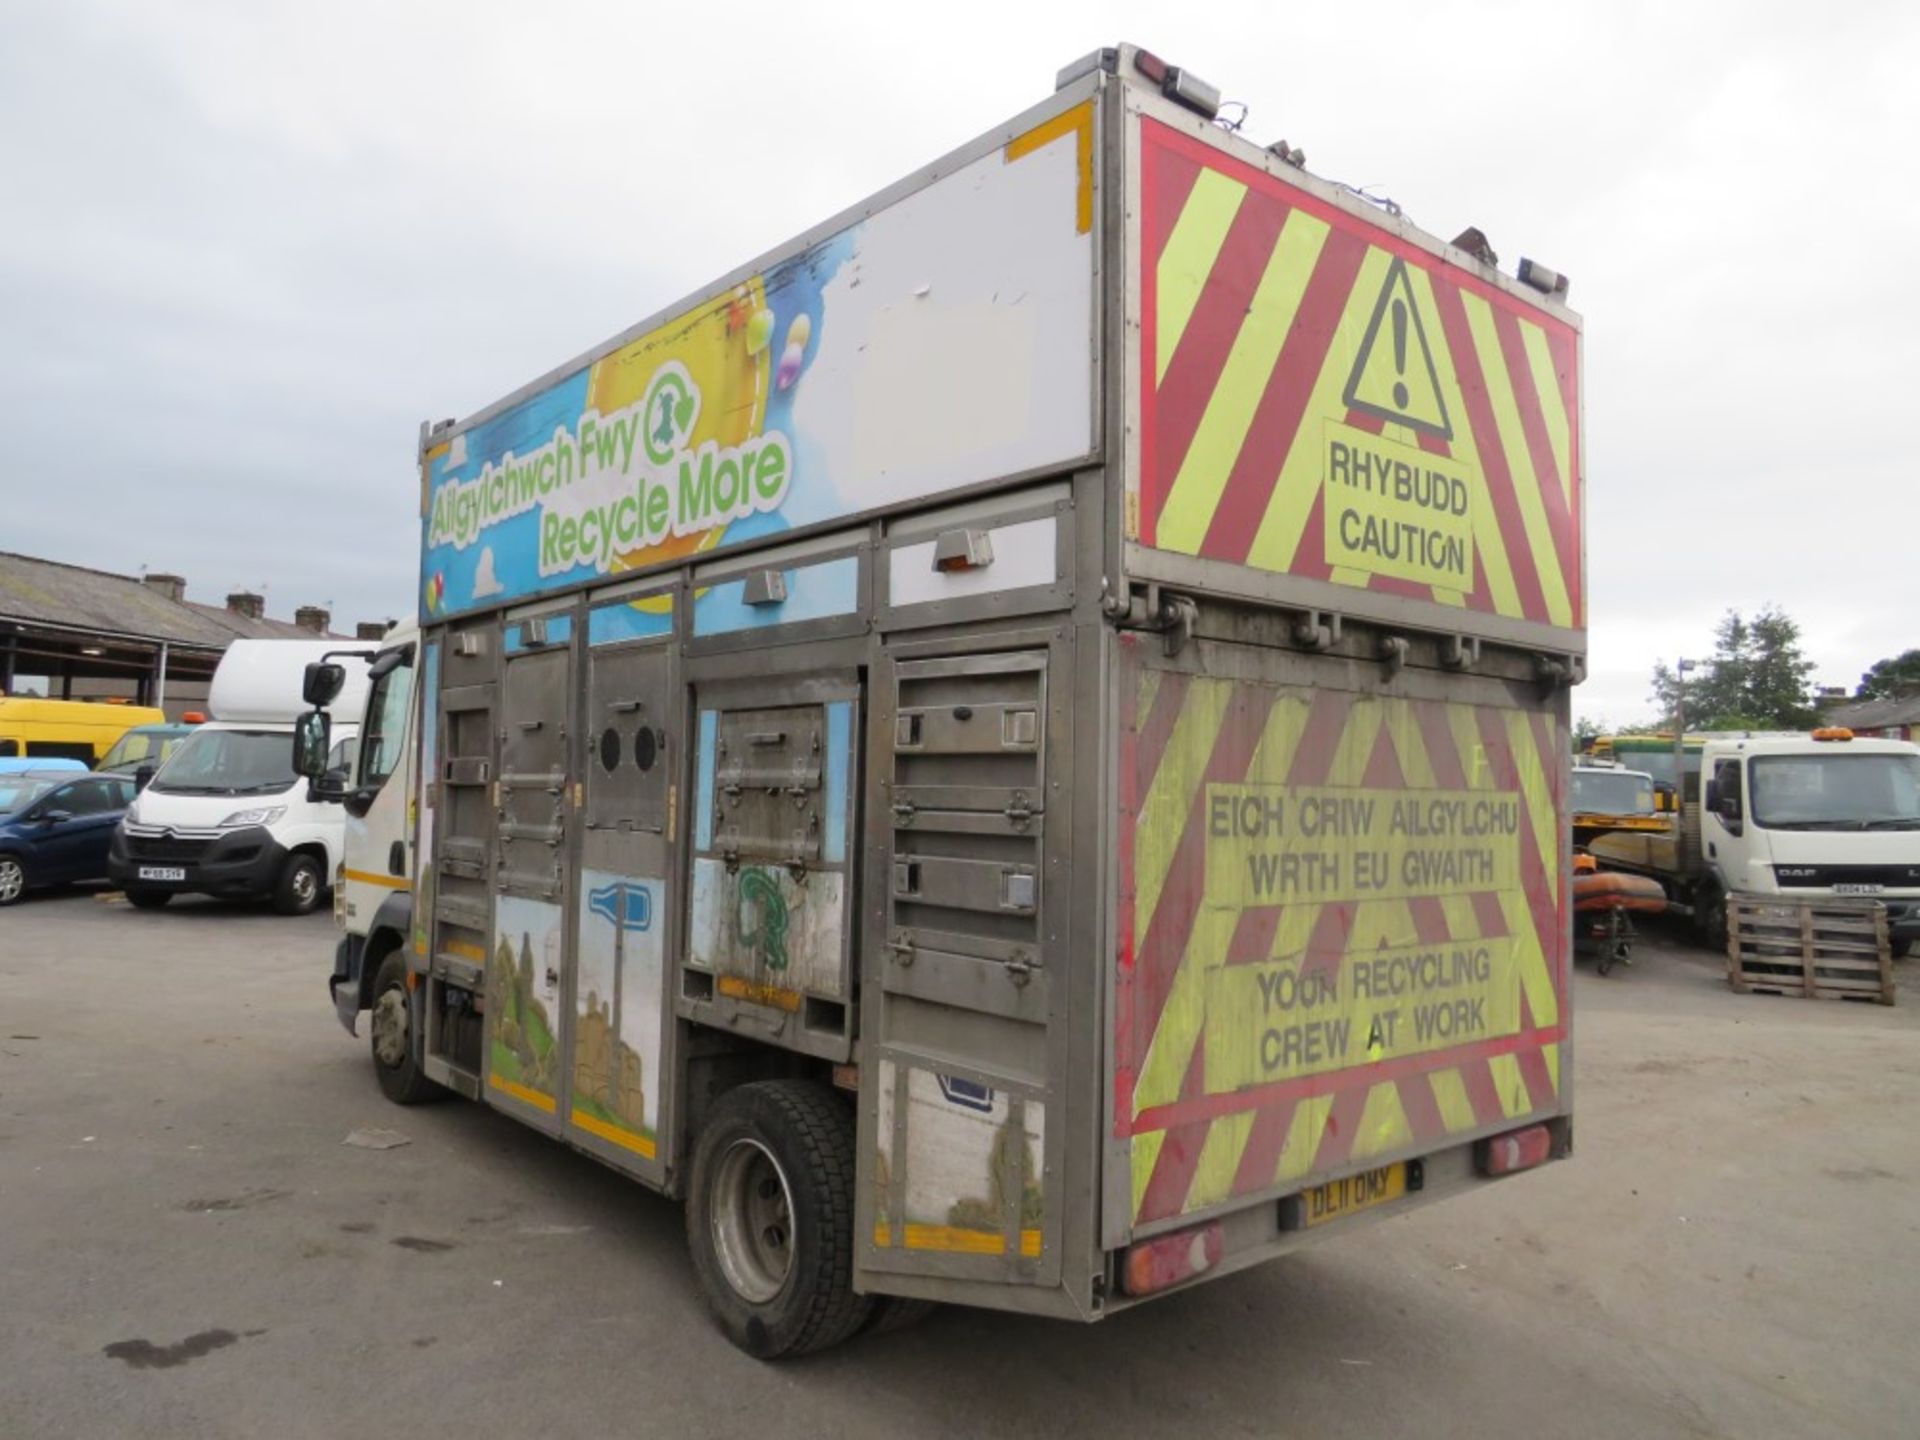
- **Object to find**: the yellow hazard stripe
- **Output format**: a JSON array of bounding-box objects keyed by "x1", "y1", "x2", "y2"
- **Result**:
[
  {"x1": 1133, "y1": 678, "x2": 1233, "y2": 949},
  {"x1": 570, "y1": 1108, "x2": 658, "y2": 1159},
  {"x1": 1407, "y1": 266, "x2": 1521, "y2": 620},
  {"x1": 1245, "y1": 246, "x2": 1394, "y2": 573},
  {"x1": 1155, "y1": 168, "x2": 1247, "y2": 381},
  {"x1": 1461, "y1": 293, "x2": 1571, "y2": 628},
  {"x1": 1352, "y1": 1079, "x2": 1413, "y2": 1162},
  {"x1": 873, "y1": 1222, "x2": 1042, "y2": 1258},
  {"x1": 1519, "y1": 321, "x2": 1574, "y2": 512},
  {"x1": 1132, "y1": 686, "x2": 1310, "y2": 1115},
  {"x1": 1157, "y1": 211, "x2": 1331, "y2": 552}
]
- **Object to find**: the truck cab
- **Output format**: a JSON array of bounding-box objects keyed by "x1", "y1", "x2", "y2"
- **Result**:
[{"x1": 1699, "y1": 731, "x2": 1920, "y2": 956}]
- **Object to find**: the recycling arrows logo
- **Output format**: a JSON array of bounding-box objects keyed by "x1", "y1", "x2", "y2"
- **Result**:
[
  {"x1": 1342, "y1": 258, "x2": 1453, "y2": 440},
  {"x1": 641, "y1": 363, "x2": 700, "y2": 467}
]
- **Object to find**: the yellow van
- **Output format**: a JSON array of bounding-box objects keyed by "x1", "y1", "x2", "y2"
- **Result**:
[{"x1": 0, "y1": 698, "x2": 167, "y2": 764}]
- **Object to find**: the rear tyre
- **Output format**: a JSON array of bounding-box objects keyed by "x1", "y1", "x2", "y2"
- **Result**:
[
  {"x1": 273, "y1": 853, "x2": 324, "y2": 916},
  {"x1": 0, "y1": 856, "x2": 25, "y2": 906},
  {"x1": 1892, "y1": 937, "x2": 1912, "y2": 961},
  {"x1": 124, "y1": 887, "x2": 171, "y2": 910},
  {"x1": 370, "y1": 952, "x2": 439, "y2": 1105},
  {"x1": 686, "y1": 1081, "x2": 872, "y2": 1358}
]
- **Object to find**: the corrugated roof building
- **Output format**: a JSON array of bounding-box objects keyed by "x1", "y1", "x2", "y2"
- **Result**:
[{"x1": 0, "y1": 550, "x2": 387, "y2": 720}]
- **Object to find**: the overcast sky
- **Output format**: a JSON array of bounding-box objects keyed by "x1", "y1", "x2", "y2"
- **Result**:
[{"x1": 3, "y1": 1, "x2": 1913, "y2": 723}]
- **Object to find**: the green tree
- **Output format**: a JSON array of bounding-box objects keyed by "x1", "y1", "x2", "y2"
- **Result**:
[
  {"x1": 1649, "y1": 606, "x2": 1817, "y2": 730},
  {"x1": 1571, "y1": 716, "x2": 1605, "y2": 753},
  {"x1": 1857, "y1": 649, "x2": 1920, "y2": 700}
]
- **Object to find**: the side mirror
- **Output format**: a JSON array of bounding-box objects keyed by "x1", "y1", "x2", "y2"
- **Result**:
[
  {"x1": 303, "y1": 661, "x2": 347, "y2": 707},
  {"x1": 292, "y1": 710, "x2": 332, "y2": 780},
  {"x1": 39, "y1": 809, "x2": 72, "y2": 826},
  {"x1": 134, "y1": 764, "x2": 156, "y2": 792}
]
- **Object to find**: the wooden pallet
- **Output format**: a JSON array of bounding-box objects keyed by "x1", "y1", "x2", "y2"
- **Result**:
[{"x1": 1726, "y1": 896, "x2": 1894, "y2": 1005}]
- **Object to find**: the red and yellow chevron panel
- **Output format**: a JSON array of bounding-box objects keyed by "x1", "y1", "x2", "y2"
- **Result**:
[
  {"x1": 1114, "y1": 638, "x2": 1568, "y2": 1228},
  {"x1": 1136, "y1": 119, "x2": 1582, "y2": 632}
]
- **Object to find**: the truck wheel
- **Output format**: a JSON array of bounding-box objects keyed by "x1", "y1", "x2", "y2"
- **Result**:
[
  {"x1": 1892, "y1": 938, "x2": 1912, "y2": 961},
  {"x1": 273, "y1": 854, "x2": 324, "y2": 915},
  {"x1": 125, "y1": 887, "x2": 171, "y2": 910},
  {"x1": 1694, "y1": 885, "x2": 1728, "y2": 953},
  {"x1": 370, "y1": 952, "x2": 439, "y2": 1105},
  {"x1": 0, "y1": 856, "x2": 24, "y2": 906},
  {"x1": 686, "y1": 1081, "x2": 871, "y2": 1358}
]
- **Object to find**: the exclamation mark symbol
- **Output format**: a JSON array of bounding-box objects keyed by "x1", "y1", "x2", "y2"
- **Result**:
[{"x1": 1391, "y1": 298, "x2": 1409, "y2": 410}]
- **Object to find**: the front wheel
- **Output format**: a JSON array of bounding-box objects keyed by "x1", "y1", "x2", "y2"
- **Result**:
[
  {"x1": 1693, "y1": 884, "x2": 1728, "y2": 953},
  {"x1": 0, "y1": 855, "x2": 25, "y2": 906},
  {"x1": 369, "y1": 952, "x2": 440, "y2": 1105},
  {"x1": 686, "y1": 1081, "x2": 871, "y2": 1358},
  {"x1": 125, "y1": 887, "x2": 171, "y2": 910},
  {"x1": 272, "y1": 853, "x2": 325, "y2": 916},
  {"x1": 1892, "y1": 937, "x2": 1913, "y2": 961}
]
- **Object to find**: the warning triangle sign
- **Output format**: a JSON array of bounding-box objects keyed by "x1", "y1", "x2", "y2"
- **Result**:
[{"x1": 1342, "y1": 258, "x2": 1453, "y2": 440}]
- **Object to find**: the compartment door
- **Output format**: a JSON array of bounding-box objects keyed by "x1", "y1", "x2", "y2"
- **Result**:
[
  {"x1": 859, "y1": 640, "x2": 1070, "y2": 1289},
  {"x1": 485, "y1": 637, "x2": 574, "y2": 1128}
]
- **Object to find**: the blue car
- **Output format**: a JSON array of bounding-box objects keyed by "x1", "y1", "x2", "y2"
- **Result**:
[{"x1": 0, "y1": 768, "x2": 137, "y2": 905}]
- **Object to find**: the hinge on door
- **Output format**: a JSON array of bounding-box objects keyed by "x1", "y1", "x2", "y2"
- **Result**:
[
  {"x1": 891, "y1": 798, "x2": 916, "y2": 826},
  {"x1": 887, "y1": 934, "x2": 915, "y2": 966},
  {"x1": 1004, "y1": 950, "x2": 1034, "y2": 987},
  {"x1": 1005, "y1": 792, "x2": 1034, "y2": 831}
]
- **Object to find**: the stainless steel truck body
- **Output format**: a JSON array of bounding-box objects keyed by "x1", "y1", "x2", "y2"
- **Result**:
[{"x1": 314, "y1": 43, "x2": 1585, "y2": 1355}]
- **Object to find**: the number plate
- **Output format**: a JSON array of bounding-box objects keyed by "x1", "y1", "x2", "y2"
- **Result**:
[
  {"x1": 137, "y1": 866, "x2": 187, "y2": 882},
  {"x1": 1281, "y1": 1162, "x2": 1417, "y2": 1230},
  {"x1": 1832, "y1": 883, "x2": 1883, "y2": 895}
]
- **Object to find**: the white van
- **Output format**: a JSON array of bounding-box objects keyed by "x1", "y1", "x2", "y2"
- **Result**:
[{"x1": 109, "y1": 640, "x2": 371, "y2": 913}]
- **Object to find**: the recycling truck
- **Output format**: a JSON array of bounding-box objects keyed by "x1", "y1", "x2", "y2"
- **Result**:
[
  {"x1": 1587, "y1": 730, "x2": 1920, "y2": 955},
  {"x1": 301, "y1": 43, "x2": 1585, "y2": 1357}
]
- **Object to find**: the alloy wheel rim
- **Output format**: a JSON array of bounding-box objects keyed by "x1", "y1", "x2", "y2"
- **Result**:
[
  {"x1": 0, "y1": 859, "x2": 22, "y2": 903},
  {"x1": 710, "y1": 1137, "x2": 795, "y2": 1304}
]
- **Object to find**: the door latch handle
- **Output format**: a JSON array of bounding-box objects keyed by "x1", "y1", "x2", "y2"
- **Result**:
[{"x1": 886, "y1": 936, "x2": 915, "y2": 966}]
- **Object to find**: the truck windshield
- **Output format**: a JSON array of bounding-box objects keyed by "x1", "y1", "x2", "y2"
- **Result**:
[
  {"x1": 1570, "y1": 769, "x2": 1656, "y2": 815},
  {"x1": 1750, "y1": 753, "x2": 1920, "y2": 830},
  {"x1": 99, "y1": 727, "x2": 180, "y2": 773},
  {"x1": 149, "y1": 729, "x2": 298, "y2": 797}
]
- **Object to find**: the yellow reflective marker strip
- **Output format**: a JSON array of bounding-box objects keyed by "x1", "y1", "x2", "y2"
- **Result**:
[
  {"x1": 1461, "y1": 293, "x2": 1571, "y2": 628},
  {"x1": 445, "y1": 938, "x2": 487, "y2": 964},
  {"x1": 1543, "y1": 1042, "x2": 1561, "y2": 1096},
  {"x1": 343, "y1": 868, "x2": 408, "y2": 891},
  {"x1": 1519, "y1": 321, "x2": 1573, "y2": 512},
  {"x1": 571, "y1": 1108, "x2": 658, "y2": 1159},
  {"x1": 1005, "y1": 99, "x2": 1095, "y2": 235},
  {"x1": 1246, "y1": 246, "x2": 1395, "y2": 573},
  {"x1": 488, "y1": 1074, "x2": 556, "y2": 1114},
  {"x1": 1406, "y1": 266, "x2": 1520, "y2": 621},
  {"x1": 1157, "y1": 211, "x2": 1331, "y2": 553},
  {"x1": 1132, "y1": 678, "x2": 1233, "y2": 948},
  {"x1": 1155, "y1": 168, "x2": 1248, "y2": 382},
  {"x1": 873, "y1": 1223, "x2": 1043, "y2": 1258}
]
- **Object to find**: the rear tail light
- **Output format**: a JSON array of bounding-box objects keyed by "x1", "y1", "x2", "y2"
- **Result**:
[
  {"x1": 1120, "y1": 1222, "x2": 1223, "y2": 1297},
  {"x1": 1477, "y1": 1123, "x2": 1553, "y2": 1176}
]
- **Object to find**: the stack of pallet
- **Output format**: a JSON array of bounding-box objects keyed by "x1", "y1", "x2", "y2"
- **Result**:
[{"x1": 1726, "y1": 896, "x2": 1895, "y2": 1005}]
